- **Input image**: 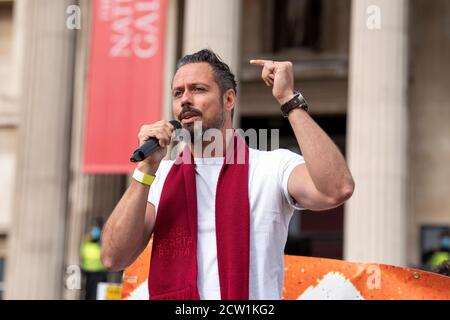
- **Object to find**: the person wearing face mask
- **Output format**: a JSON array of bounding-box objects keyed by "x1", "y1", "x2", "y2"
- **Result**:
[{"x1": 80, "y1": 219, "x2": 107, "y2": 300}]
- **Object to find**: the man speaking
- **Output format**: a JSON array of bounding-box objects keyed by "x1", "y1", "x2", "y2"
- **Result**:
[{"x1": 101, "y1": 49, "x2": 355, "y2": 300}]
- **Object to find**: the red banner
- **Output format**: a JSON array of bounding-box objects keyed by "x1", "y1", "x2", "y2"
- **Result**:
[{"x1": 84, "y1": 0, "x2": 167, "y2": 173}]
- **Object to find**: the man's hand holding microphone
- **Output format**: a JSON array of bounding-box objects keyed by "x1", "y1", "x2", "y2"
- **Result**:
[{"x1": 132, "y1": 120, "x2": 181, "y2": 175}]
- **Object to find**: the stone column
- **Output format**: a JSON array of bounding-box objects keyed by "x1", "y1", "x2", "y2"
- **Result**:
[
  {"x1": 163, "y1": 0, "x2": 179, "y2": 121},
  {"x1": 344, "y1": 0, "x2": 409, "y2": 266},
  {"x1": 62, "y1": 0, "x2": 130, "y2": 300},
  {"x1": 5, "y1": 0, "x2": 77, "y2": 299},
  {"x1": 183, "y1": 0, "x2": 242, "y2": 126}
]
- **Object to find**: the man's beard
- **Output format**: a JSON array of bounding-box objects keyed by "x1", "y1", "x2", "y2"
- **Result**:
[{"x1": 180, "y1": 102, "x2": 225, "y2": 145}]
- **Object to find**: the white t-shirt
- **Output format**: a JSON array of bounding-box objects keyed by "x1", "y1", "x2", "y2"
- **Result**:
[{"x1": 148, "y1": 148, "x2": 305, "y2": 300}]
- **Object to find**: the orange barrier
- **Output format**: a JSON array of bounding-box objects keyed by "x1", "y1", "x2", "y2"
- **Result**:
[
  {"x1": 122, "y1": 241, "x2": 450, "y2": 300},
  {"x1": 283, "y1": 255, "x2": 450, "y2": 300}
]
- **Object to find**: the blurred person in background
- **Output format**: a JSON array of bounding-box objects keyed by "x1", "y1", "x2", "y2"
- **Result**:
[
  {"x1": 80, "y1": 218, "x2": 107, "y2": 300},
  {"x1": 427, "y1": 230, "x2": 450, "y2": 274}
]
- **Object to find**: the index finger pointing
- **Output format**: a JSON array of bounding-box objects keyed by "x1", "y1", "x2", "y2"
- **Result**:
[{"x1": 249, "y1": 59, "x2": 270, "y2": 66}]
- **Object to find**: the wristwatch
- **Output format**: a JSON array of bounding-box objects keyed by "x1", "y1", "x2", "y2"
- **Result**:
[{"x1": 280, "y1": 91, "x2": 308, "y2": 118}]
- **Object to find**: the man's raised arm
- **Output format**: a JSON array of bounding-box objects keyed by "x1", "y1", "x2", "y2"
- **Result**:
[{"x1": 250, "y1": 59, "x2": 355, "y2": 211}]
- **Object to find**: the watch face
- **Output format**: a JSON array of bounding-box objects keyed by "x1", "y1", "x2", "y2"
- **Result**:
[{"x1": 296, "y1": 93, "x2": 306, "y2": 104}]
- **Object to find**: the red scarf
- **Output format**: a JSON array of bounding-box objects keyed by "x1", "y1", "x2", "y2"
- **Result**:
[{"x1": 148, "y1": 134, "x2": 250, "y2": 300}]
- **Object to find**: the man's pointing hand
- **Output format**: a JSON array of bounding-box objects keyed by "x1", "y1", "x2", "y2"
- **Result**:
[{"x1": 250, "y1": 59, "x2": 295, "y2": 105}]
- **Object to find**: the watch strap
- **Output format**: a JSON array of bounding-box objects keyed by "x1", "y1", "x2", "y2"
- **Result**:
[{"x1": 280, "y1": 91, "x2": 308, "y2": 117}]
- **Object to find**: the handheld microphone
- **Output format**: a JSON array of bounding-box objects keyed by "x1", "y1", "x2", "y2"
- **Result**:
[{"x1": 130, "y1": 120, "x2": 182, "y2": 163}]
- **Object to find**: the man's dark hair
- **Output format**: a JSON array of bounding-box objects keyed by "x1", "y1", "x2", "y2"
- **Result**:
[{"x1": 176, "y1": 49, "x2": 237, "y2": 119}]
